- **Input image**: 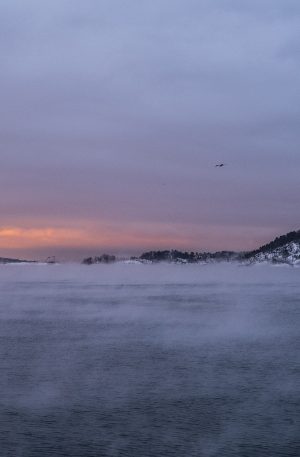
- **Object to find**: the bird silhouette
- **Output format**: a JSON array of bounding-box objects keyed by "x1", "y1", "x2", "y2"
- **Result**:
[{"x1": 215, "y1": 163, "x2": 225, "y2": 167}]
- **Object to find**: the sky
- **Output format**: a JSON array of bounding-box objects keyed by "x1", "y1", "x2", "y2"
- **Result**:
[{"x1": 0, "y1": 0, "x2": 299, "y2": 260}]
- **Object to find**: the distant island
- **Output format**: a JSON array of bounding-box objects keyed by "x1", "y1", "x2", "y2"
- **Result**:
[
  {"x1": 82, "y1": 229, "x2": 300, "y2": 266},
  {"x1": 1, "y1": 229, "x2": 299, "y2": 266},
  {"x1": 82, "y1": 254, "x2": 116, "y2": 265},
  {"x1": 0, "y1": 257, "x2": 35, "y2": 264}
]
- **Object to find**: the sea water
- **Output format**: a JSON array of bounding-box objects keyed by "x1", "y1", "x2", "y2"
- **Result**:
[{"x1": 0, "y1": 263, "x2": 299, "y2": 456}]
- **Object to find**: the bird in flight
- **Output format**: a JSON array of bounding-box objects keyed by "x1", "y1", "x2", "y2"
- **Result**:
[{"x1": 215, "y1": 163, "x2": 225, "y2": 167}]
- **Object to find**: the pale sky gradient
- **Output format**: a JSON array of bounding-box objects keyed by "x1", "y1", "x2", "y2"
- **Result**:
[{"x1": 1, "y1": 0, "x2": 299, "y2": 260}]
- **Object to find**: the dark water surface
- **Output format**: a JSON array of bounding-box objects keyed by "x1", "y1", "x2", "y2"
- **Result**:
[{"x1": 0, "y1": 263, "x2": 299, "y2": 456}]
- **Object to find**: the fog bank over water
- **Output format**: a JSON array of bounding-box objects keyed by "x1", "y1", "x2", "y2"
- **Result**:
[{"x1": 0, "y1": 263, "x2": 299, "y2": 456}]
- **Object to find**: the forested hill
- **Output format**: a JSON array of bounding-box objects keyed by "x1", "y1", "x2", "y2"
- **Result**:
[
  {"x1": 139, "y1": 250, "x2": 238, "y2": 263},
  {"x1": 244, "y1": 230, "x2": 300, "y2": 259}
]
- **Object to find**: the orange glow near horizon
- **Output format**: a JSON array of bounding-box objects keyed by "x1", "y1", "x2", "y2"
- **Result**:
[
  {"x1": 0, "y1": 227, "x2": 88, "y2": 249},
  {"x1": 0, "y1": 223, "x2": 282, "y2": 260},
  {"x1": 0, "y1": 224, "x2": 191, "y2": 252}
]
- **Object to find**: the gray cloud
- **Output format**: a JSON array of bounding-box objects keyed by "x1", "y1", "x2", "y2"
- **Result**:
[{"x1": 0, "y1": 0, "x2": 299, "y2": 257}]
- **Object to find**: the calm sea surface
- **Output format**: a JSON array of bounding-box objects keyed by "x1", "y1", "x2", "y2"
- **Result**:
[{"x1": 0, "y1": 263, "x2": 299, "y2": 457}]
